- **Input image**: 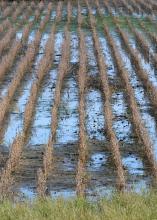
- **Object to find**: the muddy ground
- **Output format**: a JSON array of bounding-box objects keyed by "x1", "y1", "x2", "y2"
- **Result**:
[{"x1": 0, "y1": 1, "x2": 157, "y2": 200}]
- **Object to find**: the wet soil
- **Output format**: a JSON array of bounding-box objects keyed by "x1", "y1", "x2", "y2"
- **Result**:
[{"x1": 0, "y1": 1, "x2": 157, "y2": 200}]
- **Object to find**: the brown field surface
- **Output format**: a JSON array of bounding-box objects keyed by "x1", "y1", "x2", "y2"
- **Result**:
[{"x1": 0, "y1": 0, "x2": 157, "y2": 200}]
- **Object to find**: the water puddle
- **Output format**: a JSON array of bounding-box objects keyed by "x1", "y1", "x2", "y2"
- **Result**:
[
  {"x1": 28, "y1": 30, "x2": 36, "y2": 43},
  {"x1": 55, "y1": 30, "x2": 79, "y2": 145},
  {"x1": 50, "y1": 189, "x2": 76, "y2": 198},
  {"x1": 70, "y1": 32, "x2": 79, "y2": 64},
  {"x1": 81, "y1": 7, "x2": 88, "y2": 16},
  {"x1": 129, "y1": 35, "x2": 157, "y2": 87},
  {"x1": 62, "y1": 6, "x2": 67, "y2": 20},
  {"x1": 16, "y1": 30, "x2": 23, "y2": 40},
  {"x1": 111, "y1": 31, "x2": 157, "y2": 163},
  {"x1": 112, "y1": 92, "x2": 133, "y2": 143},
  {"x1": 85, "y1": 34, "x2": 98, "y2": 77},
  {"x1": 56, "y1": 76, "x2": 79, "y2": 145},
  {"x1": 29, "y1": 69, "x2": 57, "y2": 146},
  {"x1": 28, "y1": 15, "x2": 35, "y2": 22},
  {"x1": 99, "y1": 33, "x2": 133, "y2": 144},
  {"x1": 85, "y1": 89, "x2": 105, "y2": 141},
  {"x1": 20, "y1": 186, "x2": 35, "y2": 200},
  {"x1": 51, "y1": 10, "x2": 56, "y2": 20},
  {"x1": 3, "y1": 33, "x2": 49, "y2": 147},
  {"x1": 122, "y1": 156, "x2": 144, "y2": 175},
  {"x1": 99, "y1": 35, "x2": 117, "y2": 81},
  {"x1": 87, "y1": 186, "x2": 114, "y2": 200},
  {"x1": 91, "y1": 8, "x2": 97, "y2": 15},
  {"x1": 87, "y1": 152, "x2": 107, "y2": 171},
  {"x1": 1, "y1": 7, "x2": 157, "y2": 199},
  {"x1": 54, "y1": 32, "x2": 64, "y2": 64},
  {"x1": 72, "y1": 7, "x2": 77, "y2": 18},
  {"x1": 0, "y1": 29, "x2": 48, "y2": 99}
]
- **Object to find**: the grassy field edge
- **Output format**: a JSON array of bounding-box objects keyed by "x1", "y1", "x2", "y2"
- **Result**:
[{"x1": 0, "y1": 190, "x2": 157, "y2": 220}]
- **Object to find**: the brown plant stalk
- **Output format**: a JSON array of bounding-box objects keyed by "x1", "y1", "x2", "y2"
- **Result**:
[
  {"x1": 37, "y1": 26, "x2": 70, "y2": 198},
  {"x1": 104, "y1": 24, "x2": 157, "y2": 184},
  {"x1": 115, "y1": 22, "x2": 157, "y2": 111},
  {"x1": 67, "y1": 1, "x2": 72, "y2": 24},
  {"x1": 75, "y1": 2, "x2": 89, "y2": 197},
  {"x1": 0, "y1": 2, "x2": 34, "y2": 57},
  {"x1": 0, "y1": 3, "x2": 54, "y2": 198},
  {"x1": 56, "y1": 1, "x2": 63, "y2": 23},
  {"x1": 0, "y1": 3, "x2": 52, "y2": 134},
  {"x1": 76, "y1": 27, "x2": 88, "y2": 197},
  {"x1": 86, "y1": 0, "x2": 125, "y2": 191},
  {"x1": 0, "y1": 5, "x2": 42, "y2": 82}
]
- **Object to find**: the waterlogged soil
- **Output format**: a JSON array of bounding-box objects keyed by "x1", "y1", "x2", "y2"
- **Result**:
[{"x1": 1, "y1": 3, "x2": 157, "y2": 200}]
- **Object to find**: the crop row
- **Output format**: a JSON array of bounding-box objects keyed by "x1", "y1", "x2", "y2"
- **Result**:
[
  {"x1": 76, "y1": 3, "x2": 88, "y2": 197},
  {"x1": 104, "y1": 21, "x2": 157, "y2": 184},
  {"x1": 1, "y1": 0, "x2": 157, "y2": 199},
  {"x1": 0, "y1": 2, "x2": 54, "y2": 199},
  {"x1": 86, "y1": 0, "x2": 126, "y2": 191}
]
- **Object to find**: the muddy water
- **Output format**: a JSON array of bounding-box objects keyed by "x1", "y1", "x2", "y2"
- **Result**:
[
  {"x1": 0, "y1": 17, "x2": 43, "y2": 99},
  {"x1": 56, "y1": 75, "x2": 79, "y2": 145},
  {"x1": 55, "y1": 31, "x2": 79, "y2": 145},
  {"x1": 1, "y1": 6, "x2": 157, "y2": 200},
  {"x1": 61, "y1": 4, "x2": 66, "y2": 20},
  {"x1": 112, "y1": 91, "x2": 133, "y2": 144},
  {"x1": 85, "y1": 89, "x2": 105, "y2": 141},
  {"x1": 85, "y1": 32, "x2": 106, "y2": 141},
  {"x1": 83, "y1": 32, "x2": 118, "y2": 195},
  {"x1": 54, "y1": 32, "x2": 64, "y2": 64},
  {"x1": 136, "y1": 27, "x2": 155, "y2": 54},
  {"x1": 14, "y1": 30, "x2": 79, "y2": 198},
  {"x1": 2, "y1": 32, "x2": 50, "y2": 147},
  {"x1": 51, "y1": 9, "x2": 56, "y2": 20},
  {"x1": 15, "y1": 30, "x2": 111, "y2": 199},
  {"x1": 16, "y1": 30, "x2": 23, "y2": 40},
  {"x1": 111, "y1": 31, "x2": 156, "y2": 185},
  {"x1": 28, "y1": 70, "x2": 57, "y2": 146},
  {"x1": 98, "y1": 32, "x2": 148, "y2": 189},
  {"x1": 117, "y1": 31, "x2": 157, "y2": 162},
  {"x1": 81, "y1": 7, "x2": 88, "y2": 16},
  {"x1": 99, "y1": 35, "x2": 117, "y2": 81},
  {"x1": 27, "y1": 31, "x2": 64, "y2": 146},
  {"x1": 12, "y1": 31, "x2": 64, "y2": 148},
  {"x1": 70, "y1": 32, "x2": 78, "y2": 64},
  {"x1": 48, "y1": 73, "x2": 79, "y2": 198},
  {"x1": 85, "y1": 34, "x2": 98, "y2": 77},
  {"x1": 73, "y1": 7, "x2": 77, "y2": 18},
  {"x1": 99, "y1": 35, "x2": 133, "y2": 143},
  {"x1": 129, "y1": 33, "x2": 157, "y2": 88}
]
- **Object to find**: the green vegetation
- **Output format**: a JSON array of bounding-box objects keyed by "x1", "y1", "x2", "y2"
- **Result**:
[{"x1": 1, "y1": 191, "x2": 157, "y2": 220}]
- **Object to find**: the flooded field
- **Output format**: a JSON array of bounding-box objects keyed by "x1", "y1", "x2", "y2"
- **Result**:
[{"x1": 0, "y1": 0, "x2": 157, "y2": 200}]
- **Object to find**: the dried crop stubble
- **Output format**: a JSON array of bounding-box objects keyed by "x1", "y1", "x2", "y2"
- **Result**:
[
  {"x1": 0, "y1": 3, "x2": 43, "y2": 82},
  {"x1": 115, "y1": 22, "x2": 157, "y2": 112},
  {"x1": 76, "y1": 3, "x2": 88, "y2": 197},
  {"x1": 37, "y1": 26, "x2": 70, "y2": 198},
  {"x1": 104, "y1": 24, "x2": 157, "y2": 185},
  {"x1": 0, "y1": 3, "x2": 54, "y2": 198},
  {"x1": 85, "y1": 0, "x2": 125, "y2": 191}
]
